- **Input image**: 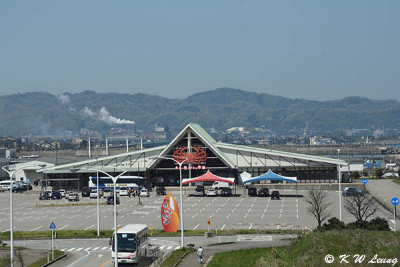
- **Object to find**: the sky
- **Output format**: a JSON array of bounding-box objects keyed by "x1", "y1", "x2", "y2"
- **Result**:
[{"x1": 0, "y1": 1, "x2": 399, "y2": 101}]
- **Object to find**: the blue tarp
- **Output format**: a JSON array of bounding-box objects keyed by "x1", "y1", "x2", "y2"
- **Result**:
[{"x1": 243, "y1": 169, "x2": 297, "y2": 184}]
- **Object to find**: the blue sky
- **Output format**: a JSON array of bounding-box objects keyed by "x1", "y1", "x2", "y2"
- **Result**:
[{"x1": 0, "y1": 1, "x2": 399, "y2": 100}]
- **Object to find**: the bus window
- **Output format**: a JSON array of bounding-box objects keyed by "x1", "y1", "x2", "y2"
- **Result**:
[{"x1": 112, "y1": 233, "x2": 137, "y2": 252}]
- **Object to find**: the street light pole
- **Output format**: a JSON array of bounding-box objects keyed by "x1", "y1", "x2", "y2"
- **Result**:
[
  {"x1": 338, "y1": 149, "x2": 343, "y2": 221},
  {"x1": 97, "y1": 169, "x2": 100, "y2": 236},
  {"x1": 2, "y1": 165, "x2": 26, "y2": 267},
  {"x1": 74, "y1": 167, "x2": 125, "y2": 267},
  {"x1": 154, "y1": 156, "x2": 187, "y2": 248}
]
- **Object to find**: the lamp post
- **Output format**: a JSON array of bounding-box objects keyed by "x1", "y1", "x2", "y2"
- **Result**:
[
  {"x1": 72, "y1": 167, "x2": 125, "y2": 267},
  {"x1": 337, "y1": 149, "x2": 343, "y2": 221},
  {"x1": 2, "y1": 165, "x2": 28, "y2": 267},
  {"x1": 154, "y1": 156, "x2": 187, "y2": 248}
]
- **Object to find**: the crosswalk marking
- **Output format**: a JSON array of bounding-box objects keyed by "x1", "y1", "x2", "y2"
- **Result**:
[
  {"x1": 84, "y1": 247, "x2": 92, "y2": 251},
  {"x1": 60, "y1": 244, "x2": 178, "y2": 252},
  {"x1": 102, "y1": 247, "x2": 109, "y2": 250},
  {"x1": 76, "y1": 248, "x2": 83, "y2": 251},
  {"x1": 159, "y1": 245, "x2": 166, "y2": 250},
  {"x1": 67, "y1": 248, "x2": 76, "y2": 252},
  {"x1": 175, "y1": 246, "x2": 180, "y2": 250}
]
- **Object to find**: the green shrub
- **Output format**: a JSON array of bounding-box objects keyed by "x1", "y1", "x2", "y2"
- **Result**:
[
  {"x1": 367, "y1": 217, "x2": 390, "y2": 231},
  {"x1": 322, "y1": 217, "x2": 346, "y2": 230}
]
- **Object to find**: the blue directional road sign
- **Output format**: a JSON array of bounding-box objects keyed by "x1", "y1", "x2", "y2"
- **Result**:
[
  {"x1": 362, "y1": 178, "x2": 368, "y2": 185},
  {"x1": 26, "y1": 178, "x2": 30, "y2": 183},
  {"x1": 49, "y1": 221, "x2": 56, "y2": 229},
  {"x1": 391, "y1": 197, "x2": 399, "y2": 206}
]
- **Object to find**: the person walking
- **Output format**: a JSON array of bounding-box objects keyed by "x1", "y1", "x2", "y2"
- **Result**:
[{"x1": 197, "y1": 246, "x2": 204, "y2": 264}]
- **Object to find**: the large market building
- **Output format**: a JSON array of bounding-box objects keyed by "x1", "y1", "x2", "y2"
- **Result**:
[{"x1": 40, "y1": 124, "x2": 346, "y2": 189}]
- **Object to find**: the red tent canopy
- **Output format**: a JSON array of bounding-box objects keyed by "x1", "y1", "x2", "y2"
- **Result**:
[{"x1": 182, "y1": 170, "x2": 234, "y2": 185}]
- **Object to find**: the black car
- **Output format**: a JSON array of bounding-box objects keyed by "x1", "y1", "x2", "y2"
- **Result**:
[
  {"x1": 248, "y1": 188, "x2": 257, "y2": 197},
  {"x1": 51, "y1": 191, "x2": 62, "y2": 200},
  {"x1": 220, "y1": 187, "x2": 232, "y2": 197},
  {"x1": 82, "y1": 187, "x2": 90, "y2": 197},
  {"x1": 107, "y1": 195, "x2": 120, "y2": 205},
  {"x1": 270, "y1": 190, "x2": 280, "y2": 200},
  {"x1": 342, "y1": 187, "x2": 365, "y2": 197},
  {"x1": 156, "y1": 186, "x2": 166, "y2": 195},
  {"x1": 257, "y1": 188, "x2": 269, "y2": 197},
  {"x1": 39, "y1": 191, "x2": 50, "y2": 200}
]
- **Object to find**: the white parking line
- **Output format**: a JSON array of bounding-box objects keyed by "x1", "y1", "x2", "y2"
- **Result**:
[
  {"x1": 84, "y1": 224, "x2": 94, "y2": 230},
  {"x1": 59, "y1": 225, "x2": 69, "y2": 230},
  {"x1": 221, "y1": 224, "x2": 225, "y2": 230},
  {"x1": 193, "y1": 224, "x2": 199, "y2": 230},
  {"x1": 30, "y1": 226, "x2": 42, "y2": 231}
]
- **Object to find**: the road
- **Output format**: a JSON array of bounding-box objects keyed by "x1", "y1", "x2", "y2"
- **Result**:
[{"x1": 14, "y1": 234, "x2": 296, "y2": 267}]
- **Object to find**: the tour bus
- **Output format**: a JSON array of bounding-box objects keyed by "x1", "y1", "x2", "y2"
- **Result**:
[
  {"x1": 110, "y1": 224, "x2": 149, "y2": 264},
  {"x1": 88, "y1": 176, "x2": 142, "y2": 191}
]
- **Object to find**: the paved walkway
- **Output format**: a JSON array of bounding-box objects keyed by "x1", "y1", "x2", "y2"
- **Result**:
[
  {"x1": 365, "y1": 179, "x2": 400, "y2": 230},
  {"x1": 178, "y1": 237, "x2": 291, "y2": 266}
]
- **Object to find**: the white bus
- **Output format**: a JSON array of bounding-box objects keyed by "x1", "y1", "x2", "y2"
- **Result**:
[
  {"x1": 88, "y1": 176, "x2": 143, "y2": 191},
  {"x1": 110, "y1": 224, "x2": 149, "y2": 264}
]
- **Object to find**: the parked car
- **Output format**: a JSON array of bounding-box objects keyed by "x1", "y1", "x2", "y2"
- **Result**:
[
  {"x1": 206, "y1": 188, "x2": 217, "y2": 197},
  {"x1": 119, "y1": 187, "x2": 128, "y2": 196},
  {"x1": 270, "y1": 190, "x2": 280, "y2": 200},
  {"x1": 82, "y1": 187, "x2": 90, "y2": 197},
  {"x1": 140, "y1": 188, "x2": 150, "y2": 197},
  {"x1": 248, "y1": 188, "x2": 257, "y2": 197},
  {"x1": 220, "y1": 187, "x2": 232, "y2": 197},
  {"x1": 194, "y1": 186, "x2": 205, "y2": 197},
  {"x1": 68, "y1": 193, "x2": 80, "y2": 202},
  {"x1": 342, "y1": 187, "x2": 365, "y2": 197},
  {"x1": 39, "y1": 191, "x2": 50, "y2": 200},
  {"x1": 257, "y1": 188, "x2": 269, "y2": 197},
  {"x1": 44, "y1": 190, "x2": 53, "y2": 198},
  {"x1": 89, "y1": 189, "x2": 101, "y2": 198},
  {"x1": 65, "y1": 191, "x2": 74, "y2": 199},
  {"x1": 59, "y1": 189, "x2": 66, "y2": 198},
  {"x1": 156, "y1": 186, "x2": 166, "y2": 195},
  {"x1": 51, "y1": 191, "x2": 62, "y2": 200},
  {"x1": 212, "y1": 181, "x2": 230, "y2": 189},
  {"x1": 103, "y1": 188, "x2": 112, "y2": 198},
  {"x1": 107, "y1": 195, "x2": 120, "y2": 205}
]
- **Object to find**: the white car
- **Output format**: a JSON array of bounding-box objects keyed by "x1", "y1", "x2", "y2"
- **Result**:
[
  {"x1": 119, "y1": 187, "x2": 128, "y2": 196},
  {"x1": 90, "y1": 189, "x2": 101, "y2": 198},
  {"x1": 140, "y1": 189, "x2": 149, "y2": 197},
  {"x1": 65, "y1": 191, "x2": 74, "y2": 199},
  {"x1": 206, "y1": 188, "x2": 217, "y2": 197},
  {"x1": 59, "y1": 189, "x2": 66, "y2": 198}
]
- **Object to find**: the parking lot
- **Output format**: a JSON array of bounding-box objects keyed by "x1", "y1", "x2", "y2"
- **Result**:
[{"x1": 0, "y1": 188, "x2": 392, "y2": 232}]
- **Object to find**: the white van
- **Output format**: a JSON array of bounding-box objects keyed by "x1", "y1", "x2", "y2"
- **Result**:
[{"x1": 212, "y1": 181, "x2": 230, "y2": 189}]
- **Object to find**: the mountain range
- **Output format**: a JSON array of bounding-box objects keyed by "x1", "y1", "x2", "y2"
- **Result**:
[{"x1": 1, "y1": 88, "x2": 400, "y2": 136}]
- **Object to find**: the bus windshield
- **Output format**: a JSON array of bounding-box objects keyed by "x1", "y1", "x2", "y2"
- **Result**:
[{"x1": 112, "y1": 233, "x2": 136, "y2": 252}]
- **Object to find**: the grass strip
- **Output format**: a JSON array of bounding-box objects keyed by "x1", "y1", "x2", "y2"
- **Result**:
[
  {"x1": 160, "y1": 247, "x2": 195, "y2": 267},
  {"x1": 208, "y1": 230, "x2": 400, "y2": 267},
  {"x1": 0, "y1": 229, "x2": 301, "y2": 240},
  {"x1": 27, "y1": 250, "x2": 65, "y2": 267}
]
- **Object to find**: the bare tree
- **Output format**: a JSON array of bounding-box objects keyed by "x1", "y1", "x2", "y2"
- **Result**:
[
  {"x1": 305, "y1": 189, "x2": 331, "y2": 227},
  {"x1": 345, "y1": 193, "x2": 376, "y2": 224}
]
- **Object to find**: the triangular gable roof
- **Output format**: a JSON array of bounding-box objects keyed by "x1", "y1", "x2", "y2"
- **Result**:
[
  {"x1": 148, "y1": 123, "x2": 235, "y2": 169},
  {"x1": 244, "y1": 169, "x2": 297, "y2": 183},
  {"x1": 182, "y1": 170, "x2": 235, "y2": 185}
]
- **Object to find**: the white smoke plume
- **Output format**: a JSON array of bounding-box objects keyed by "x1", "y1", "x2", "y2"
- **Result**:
[
  {"x1": 57, "y1": 94, "x2": 70, "y2": 105},
  {"x1": 82, "y1": 106, "x2": 135, "y2": 125},
  {"x1": 99, "y1": 107, "x2": 135, "y2": 125},
  {"x1": 83, "y1": 106, "x2": 95, "y2": 117}
]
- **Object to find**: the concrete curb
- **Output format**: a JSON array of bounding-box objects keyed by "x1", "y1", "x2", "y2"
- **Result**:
[{"x1": 41, "y1": 253, "x2": 67, "y2": 267}]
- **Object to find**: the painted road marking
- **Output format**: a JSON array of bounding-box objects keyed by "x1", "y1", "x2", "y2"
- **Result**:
[
  {"x1": 30, "y1": 226, "x2": 42, "y2": 231},
  {"x1": 59, "y1": 225, "x2": 69, "y2": 230},
  {"x1": 237, "y1": 235, "x2": 273, "y2": 242},
  {"x1": 92, "y1": 247, "x2": 100, "y2": 251},
  {"x1": 67, "y1": 248, "x2": 76, "y2": 251},
  {"x1": 84, "y1": 224, "x2": 94, "y2": 230},
  {"x1": 221, "y1": 224, "x2": 225, "y2": 230},
  {"x1": 193, "y1": 224, "x2": 199, "y2": 230},
  {"x1": 76, "y1": 248, "x2": 83, "y2": 251}
]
